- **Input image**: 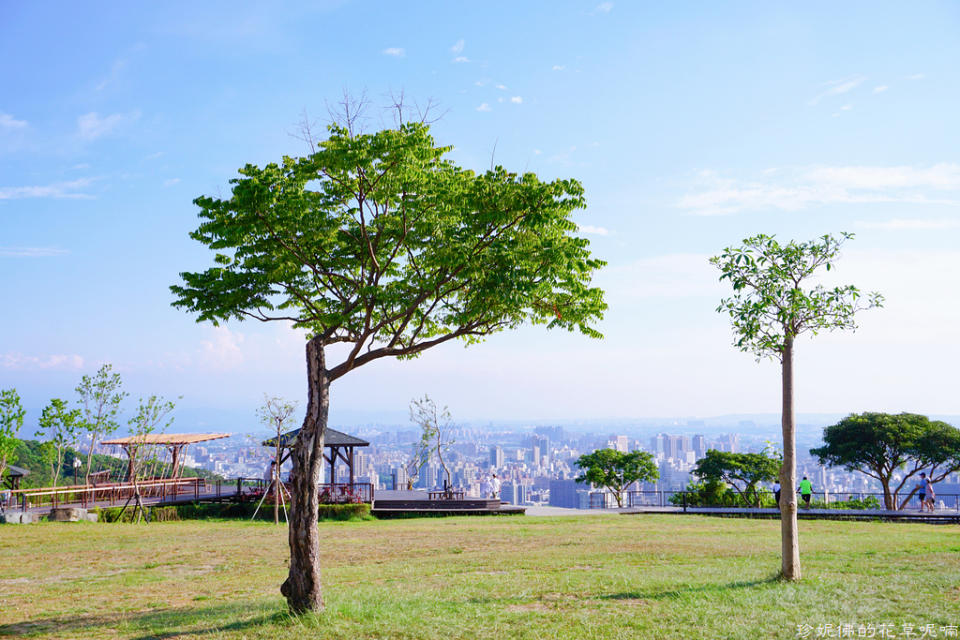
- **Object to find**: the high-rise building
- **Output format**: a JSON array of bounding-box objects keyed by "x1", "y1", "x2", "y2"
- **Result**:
[
  {"x1": 692, "y1": 434, "x2": 707, "y2": 459},
  {"x1": 614, "y1": 435, "x2": 629, "y2": 453},
  {"x1": 490, "y1": 446, "x2": 504, "y2": 469}
]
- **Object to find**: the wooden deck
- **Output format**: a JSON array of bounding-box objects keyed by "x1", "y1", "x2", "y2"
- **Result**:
[
  {"x1": 371, "y1": 490, "x2": 524, "y2": 517},
  {"x1": 619, "y1": 505, "x2": 960, "y2": 524}
]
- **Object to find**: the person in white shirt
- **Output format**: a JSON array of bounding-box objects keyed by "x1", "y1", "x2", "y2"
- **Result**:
[{"x1": 490, "y1": 473, "x2": 501, "y2": 499}]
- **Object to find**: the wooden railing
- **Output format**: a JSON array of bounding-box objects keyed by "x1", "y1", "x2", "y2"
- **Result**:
[{"x1": 9, "y1": 477, "x2": 206, "y2": 510}]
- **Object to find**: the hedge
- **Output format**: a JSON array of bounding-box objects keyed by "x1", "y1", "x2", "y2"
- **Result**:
[{"x1": 91, "y1": 502, "x2": 371, "y2": 523}]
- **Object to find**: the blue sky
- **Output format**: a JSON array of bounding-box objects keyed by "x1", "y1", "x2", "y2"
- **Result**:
[{"x1": 3, "y1": 2, "x2": 960, "y2": 426}]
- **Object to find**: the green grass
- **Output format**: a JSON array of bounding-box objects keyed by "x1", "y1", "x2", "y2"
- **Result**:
[{"x1": 1, "y1": 514, "x2": 958, "y2": 639}]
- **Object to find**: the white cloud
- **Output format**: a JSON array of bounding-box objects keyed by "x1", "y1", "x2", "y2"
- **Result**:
[
  {"x1": 840, "y1": 104, "x2": 853, "y2": 111},
  {"x1": 595, "y1": 2, "x2": 614, "y2": 13},
  {"x1": 76, "y1": 110, "x2": 140, "y2": 140},
  {"x1": 1, "y1": 353, "x2": 85, "y2": 371},
  {"x1": 163, "y1": 178, "x2": 181, "y2": 187},
  {"x1": 873, "y1": 85, "x2": 889, "y2": 94},
  {"x1": 495, "y1": 84, "x2": 507, "y2": 90},
  {"x1": 0, "y1": 178, "x2": 94, "y2": 200},
  {"x1": 601, "y1": 253, "x2": 722, "y2": 299},
  {"x1": 199, "y1": 326, "x2": 245, "y2": 370},
  {"x1": 0, "y1": 113, "x2": 27, "y2": 129},
  {"x1": 678, "y1": 164, "x2": 960, "y2": 215},
  {"x1": 476, "y1": 103, "x2": 491, "y2": 112},
  {"x1": 533, "y1": 149, "x2": 542, "y2": 155},
  {"x1": 450, "y1": 39, "x2": 465, "y2": 54},
  {"x1": 576, "y1": 224, "x2": 609, "y2": 236},
  {"x1": 510, "y1": 96, "x2": 523, "y2": 104},
  {"x1": 0, "y1": 247, "x2": 69, "y2": 257},
  {"x1": 905, "y1": 73, "x2": 925, "y2": 80},
  {"x1": 552, "y1": 65, "x2": 565, "y2": 71},
  {"x1": 382, "y1": 47, "x2": 405, "y2": 57},
  {"x1": 453, "y1": 56, "x2": 469, "y2": 63},
  {"x1": 808, "y1": 76, "x2": 865, "y2": 106},
  {"x1": 855, "y1": 218, "x2": 960, "y2": 231}
]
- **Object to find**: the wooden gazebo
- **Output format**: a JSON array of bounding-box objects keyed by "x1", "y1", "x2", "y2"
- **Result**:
[
  {"x1": 3, "y1": 465, "x2": 30, "y2": 491},
  {"x1": 101, "y1": 433, "x2": 230, "y2": 481},
  {"x1": 262, "y1": 428, "x2": 369, "y2": 486}
]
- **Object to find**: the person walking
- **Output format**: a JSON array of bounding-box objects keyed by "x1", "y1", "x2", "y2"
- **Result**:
[
  {"x1": 916, "y1": 472, "x2": 928, "y2": 511},
  {"x1": 490, "y1": 473, "x2": 501, "y2": 500},
  {"x1": 924, "y1": 473, "x2": 936, "y2": 512},
  {"x1": 798, "y1": 476, "x2": 813, "y2": 508},
  {"x1": 773, "y1": 481, "x2": 781, "y2": 509}
]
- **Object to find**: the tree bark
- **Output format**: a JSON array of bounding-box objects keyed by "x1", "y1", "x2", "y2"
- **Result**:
[
  {"x1": 780, "y1": 335, "x2": 801, "y2": 581},
  {"x1": 881, "y1": 478, "x2": 894, "y2": 511},
  {"x1": 281, "y1": 337, "x2": 328, "y2": 613}
]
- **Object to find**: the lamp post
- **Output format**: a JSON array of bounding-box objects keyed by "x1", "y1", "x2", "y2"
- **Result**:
[{"x1": 73, "y1": 457, "x2": 82, "y2": 485}]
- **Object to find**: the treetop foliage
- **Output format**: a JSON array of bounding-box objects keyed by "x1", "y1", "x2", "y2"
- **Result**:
[
  {"x1": 171, "y1": 122, "x2": 606, "y2": 381},
  {"x1": 710, "y1": 232, "x2": 882, "y2": 360}
]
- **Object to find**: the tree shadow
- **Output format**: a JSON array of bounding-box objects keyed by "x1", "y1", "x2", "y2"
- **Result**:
[
  {"x1": 598, "y1": 575, "x2": 780, "y2": 602},
  {"x1": 0, "y1": 601, "x2": 287, "y2": 639}
]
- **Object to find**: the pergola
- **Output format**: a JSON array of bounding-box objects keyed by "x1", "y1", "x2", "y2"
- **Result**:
[
  {"x1": 262, "y1": 428, "x2": 369, "y2": 485},
  {"x1": 101, "y1": 433, "x2": 230, "y2": 481},
  {"x1": 3, "y1": 465, "x2": 30, "y2": 491}
]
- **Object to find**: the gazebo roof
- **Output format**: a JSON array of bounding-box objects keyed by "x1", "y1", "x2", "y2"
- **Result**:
[
  {"x1": 102, "y1": 433, "x2": 230, "y2": 446},
  {"x1": 262, "y1": 427, "x2": 369, "y2": 449},
  {"x1": 4, "y1": 465, "x2": 30, "y2": 477}
]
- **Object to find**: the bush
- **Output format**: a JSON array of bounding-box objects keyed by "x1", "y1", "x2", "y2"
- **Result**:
[{"x1": 92, "y1": 501, "x2": 371, "y2": 522}]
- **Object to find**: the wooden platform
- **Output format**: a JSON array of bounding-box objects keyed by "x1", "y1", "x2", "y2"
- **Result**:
[
  {"x1": 371, "y1": 490, "x2": 524, "y2": 517},
  {"x1": 619, "y1": 506, "x2": 960, "y2": 524}
]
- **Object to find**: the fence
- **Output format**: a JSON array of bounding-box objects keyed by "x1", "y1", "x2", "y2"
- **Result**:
[{"x1": 585, "y1": 490, "x2": 960, "y2": 512}]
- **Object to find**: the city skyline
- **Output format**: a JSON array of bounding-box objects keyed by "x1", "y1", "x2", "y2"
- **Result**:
[{"x1": 4, "y1": 3, "x2": 960, "y2": 420}]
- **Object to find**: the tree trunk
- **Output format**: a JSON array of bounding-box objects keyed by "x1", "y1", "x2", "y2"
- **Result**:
[
  {"x1": 881, "y1": 478, "x2": 894, "y2": 511},
  {"x1": 779, "y1": 335, "x2": 801, "y2": 581},
  {"x1": 281, "y1": 337, "x2": 328, "y2": 613}
]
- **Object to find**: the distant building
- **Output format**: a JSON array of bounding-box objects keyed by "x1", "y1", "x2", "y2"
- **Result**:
[
  {"x1": 490, "y1": 446, "x2": 504, "y2": 469},
  {"x1": 549, "y1": 479, "x2": 589, "y2": 509}
]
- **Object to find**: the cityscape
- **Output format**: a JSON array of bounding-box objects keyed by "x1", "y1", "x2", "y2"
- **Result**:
[{"x1": 91, "y1": 418, "x2": 960, "y2": 509}]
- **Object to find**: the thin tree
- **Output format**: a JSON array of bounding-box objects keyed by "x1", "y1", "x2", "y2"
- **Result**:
[
  {"x1": 171, "y1": 121, "x2": 606, "y2": 612},
  {"x1": 36, "y1": 398, "x2": 82, "y2": 487},
  {"x1": 0, "y1": 389, "x2": 25, "y2": 482},
  {"x1": 75, "y1": 364, "x2": 128, "y2": 485},
  {"x1": 710, "y1": 232, "x2": 881, "y2": 580},
  {"x1": 410, "y1": 395, "x2": 456, "y2": 491},
  {"x1": 120, "y1": 395, "x2": 177, "y2": 523},
  {"x1": 402, "y1": 430, "x2": 433, "y2": 491},
  {"x1": 257, "y1": 394, "x2": 299, "y2": 524}
]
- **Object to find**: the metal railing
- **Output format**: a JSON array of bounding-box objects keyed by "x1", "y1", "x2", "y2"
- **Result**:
[
  {"x1": 10, "y1": 477, "x2": 207, "y2": 510},
  {"x1": 586, "y1": 489, "x2": 960, "y2": 512}
]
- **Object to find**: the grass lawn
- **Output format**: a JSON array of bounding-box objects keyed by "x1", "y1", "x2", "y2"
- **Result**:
[{"x1": 1, "y1": 514, "x2": 958, "y2": 639}]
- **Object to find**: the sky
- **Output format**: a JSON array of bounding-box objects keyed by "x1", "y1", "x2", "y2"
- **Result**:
[{"x1": 2, "y1": 2, "x2": 960, "y2": 429}]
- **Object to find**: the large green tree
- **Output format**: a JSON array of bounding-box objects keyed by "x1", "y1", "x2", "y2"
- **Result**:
[
  {"x1": 811, "y1": 412, "x2": 960, "y2": 510},
  {"x1": 0, "y1": 388, "x2": 26, "y2": 482},
  {"x1": 692, "y1": 449, "x2": 781, "y2": 507},
  {"x1": 575, "y1": 448, "x2": 658, "y2": 507},
  {"x1": 710, "y1": 232, "x2": 881, "y2": 581},
  {"x1": 171, "y1": 122, "x2": 606, "y2": 613}
]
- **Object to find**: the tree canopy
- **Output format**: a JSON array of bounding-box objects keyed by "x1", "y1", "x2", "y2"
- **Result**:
[
  {"x1": 692, "y1": 448, "x2": 781, "y2": 507},
  {"x1": 171, "y1": 122, "x2": 606, "y2": 382},
  {"x1": 575, "y1": 448, "x2": 658, "y2": 508},
  {"x1": 0, "y1": 388, "x2": 25, "y2": 480},
  {"x1": 811, "y1": 412, "x2": 960, "y2": 510}
]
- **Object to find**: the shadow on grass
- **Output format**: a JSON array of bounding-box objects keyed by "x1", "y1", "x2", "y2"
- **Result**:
[
  {"x1": 0, "y1": 601, "x2": 289, "y2": 639},
  {"x1": 599, "y1": 576, "x2": 780, "y2": 602}
]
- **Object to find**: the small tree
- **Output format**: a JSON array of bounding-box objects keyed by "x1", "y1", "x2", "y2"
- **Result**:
[
  {"x1": 409, "y1": 395, "x2": 455, "y2": 491},
  {"x1": 36, "y1": 398, "x2": 82, "y2": 487},
  {"x1": 122, "y1": 395, "x2": 177, "y2": 523},
  {"x1": 811, "y1": 412, "x2": 960, "y2": 510},
  {"x1": 257, "y1": 395, "x2": 299, "y2": 524},
  {"x1": 76, "y1": 364, "x2": 128, "y2": 484},
  {"x1": 692, "y1": 448, "x2": 781, "y2": 507},
  {"x1": 575, "y1": 448, "x2": 658, "y2": 507},
  {"x1": 171, "y1": 121, "x2": 606, "y2": 612},
  {"x1": 711, "y1": 232, "x2": 881, "y2": 580},
  {"x1": 0, "y1": 389, "x2": 25, "y2": 482}
]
